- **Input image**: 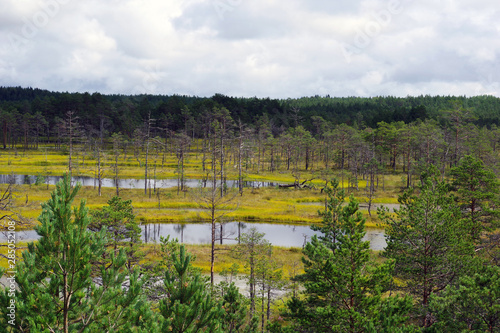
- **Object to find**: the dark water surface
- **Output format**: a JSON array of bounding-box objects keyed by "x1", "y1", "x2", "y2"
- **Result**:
[
  {"x1": 0, "y1": 174, "x2": 280, "y2": 189},
  {"x1": 4, "y1": 222, "x2": 386, "y2": 250},
  {"x1": 1, "y1": 174, "x2": 386, "y2": 249}
]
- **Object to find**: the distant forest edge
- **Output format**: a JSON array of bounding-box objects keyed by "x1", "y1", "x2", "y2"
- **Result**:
[{"x1": 1, "y1": 86, "x2": 500, "y2": 139}]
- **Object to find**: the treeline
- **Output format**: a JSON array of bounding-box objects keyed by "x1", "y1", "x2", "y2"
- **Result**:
[
  {"x1": 2, "y1": 87, "x2": 500, "y2": 187},
  {"x1": 2, "y1": 86, "x2": 500, "y2": 140}
]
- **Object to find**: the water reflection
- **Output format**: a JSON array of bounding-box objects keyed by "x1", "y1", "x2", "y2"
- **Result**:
[
  {"x1": 141, "y1": 222, "x2": 387, "y2": 250},
  {"x1": 3, "y1": 222, "x2": 386, "y2": 250},
  {"x1": 0, "y1": 174, "x2": 280, "y2": 189}
]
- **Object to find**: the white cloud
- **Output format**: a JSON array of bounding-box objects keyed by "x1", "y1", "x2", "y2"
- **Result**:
[{"x1": 0, "y1": 0, "x2": 498, "y2": 97}]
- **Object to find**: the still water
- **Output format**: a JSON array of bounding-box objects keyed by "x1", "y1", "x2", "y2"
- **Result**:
[
  {"x1": 0, "y1": 174, "x2": 279, "y2": 189},
  {"x1": 6, "y1": 222, "x2": 386, "y2": 250},
  {"x1": 143, "y1": 222, "x2": 386, "y2": 250}
]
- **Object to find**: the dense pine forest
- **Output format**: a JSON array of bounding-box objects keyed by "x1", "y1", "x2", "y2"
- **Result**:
[
  {"x1": 0, "y1": 86, "x2": 500, "y2": 332},
  {"x1": 2, "y1": 86, "x2": 500, "y2": 184},
  {"x1": 2, "y1": 86, "x2": 500, "y2": 139}
]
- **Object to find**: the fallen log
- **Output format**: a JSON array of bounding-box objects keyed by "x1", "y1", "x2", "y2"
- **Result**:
[{"x1": 279, "y1": 183, "x2": 298, "y2": 188}]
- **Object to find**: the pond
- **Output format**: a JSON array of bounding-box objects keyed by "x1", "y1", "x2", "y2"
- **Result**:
[
  {"x1": 4, "y1": 222, "x2": 386, "y2": 250},
  {"x1": 0, "y1": 174, "x2": 280, "y2": 189},
  {"x1": 143, "y1": 222, "x2": 386, "y2": 250}
]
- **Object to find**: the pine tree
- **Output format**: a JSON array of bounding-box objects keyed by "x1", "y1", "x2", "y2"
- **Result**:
[
  {"x1": 311, "y1": 179, "x2": 345, "y2": 251},
  {"x1": 214, "y1": 264, "x2": 258, "y2": 333},
  {"x1": 159, "y1": 245, "x2": 223, "y2": 333},
  {"x1": 450, "y1": 155, "x2": 500, "y2": 263},
  {"x1": 255, "y1": 245, "x2": 284, "y2": 331},
  {"x1": 284, "y1": 180, "x2": 415, "y2": 332},
  {"x1": 378, "y1": 165, "x2": 475, "y2": 327},
  {"x1": 89, "y1": 196, "x2": 143, "y2": 270},
  {"x1": 428, "y1": 264, "x2": 500, "y2": 332},
  {"x1": 143, "y1": 235, "x2": 181, "y2": 301},
  {"x1": 0, "y1": 174, "x2": 158, "y2": 332},
  {"x1": 220, "y1": 283, "x2": 258, "y2": 333},
  {"x1": 233, "y1": 227, "x2": 272, "y2": 317}
]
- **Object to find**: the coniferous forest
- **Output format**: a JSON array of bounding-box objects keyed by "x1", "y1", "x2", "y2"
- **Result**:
[{"x1": 0, "y1": 86, "x2": 499, "y2": 332}]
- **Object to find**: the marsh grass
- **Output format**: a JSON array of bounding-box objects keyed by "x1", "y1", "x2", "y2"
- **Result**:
[
  {"x1": 0, "y1": 239, "x2": 307, "y2": 281},
  {"x1": 0, "y1": 147, "x2": 404, "y2": 234},
  {"x1": 141, "y1": 243, "x2": 305, "y2": 275},
  {"x1": 0, "y1": 241, "x2": 29, "y2": 270},
  {"x1": 0, "y1": 180, "x2": 391, "y2": 228},
  {"x1": 0, "y1": 144, "x2": 440, "y2": 323}
]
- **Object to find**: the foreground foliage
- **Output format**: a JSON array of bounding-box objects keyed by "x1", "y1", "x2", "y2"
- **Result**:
[
  {"x1": 0, "y1": 176, "x2": 261, "y2": 332},
  {"x1": 379, "y1": 166, "x2": 476, "y2": 327},
  {"x1": 428, "y1": 264, "x2": 500, "y2": 332},
  {"x1": 0, "y1": 174, "x2": 157, "y2": 332},
  {"x1": 160, "y1": 245, "x2": 222, "y2": 333},
  {"x1": 450, "y1": 155, "x2": 500, "y2": 264},
  {"x1": 1, "y1": 166, "x2": 499, "y2": 332},
  {"x1": 89, "y1": 196, "x2": 143, "y2": 270},
  {"x1": 277, "y1": 181, "x2": 416, "y2": 332}
]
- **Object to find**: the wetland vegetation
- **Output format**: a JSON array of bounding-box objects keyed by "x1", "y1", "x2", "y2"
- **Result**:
[{"x1": 0, "y1": 88, "x2": 499, "y2": 331}]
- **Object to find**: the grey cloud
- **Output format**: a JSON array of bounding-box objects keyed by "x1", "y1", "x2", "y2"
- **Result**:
[
  {"x1": 0, "y1": 0, "x2": 499, "y2": 97},
  {"x1": 173, "y1": 1, "x2": 292, "y2": 40},
  {"x1": 295, "y1": 0, "x2": 360, "y2": 14}
]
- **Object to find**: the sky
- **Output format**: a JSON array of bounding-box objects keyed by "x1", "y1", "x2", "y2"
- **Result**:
[{"x1": 0, "y1": 0, "x2": 499, "y2": 98}]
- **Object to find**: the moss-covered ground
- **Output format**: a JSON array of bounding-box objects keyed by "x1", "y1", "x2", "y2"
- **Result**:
[{"x1": 0, "y1": 145, "x2": 401, "y2": 270}]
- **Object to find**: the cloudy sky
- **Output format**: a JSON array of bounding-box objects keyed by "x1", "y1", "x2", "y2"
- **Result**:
[{"x1": 0, "y1": 0, "x2": 499, "y2": 98}]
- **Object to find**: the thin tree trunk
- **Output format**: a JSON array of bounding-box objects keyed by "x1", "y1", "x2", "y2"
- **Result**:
[{"x1": 261, "y1": 277, "x2": 265, "y2": 332}]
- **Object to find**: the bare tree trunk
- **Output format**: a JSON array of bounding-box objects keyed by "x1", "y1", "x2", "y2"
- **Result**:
[
  {"x1": 238, "y1": 139, "x2": 243, "y2": 195},
  {"x1": 220, "y1": 128, "x2": 224, "y2": 198},
  {"x1": 2, "y1": 119, "x2": 6, "y2": 149},
  {"x1": 67, "y1": 112, "x2": 75, "y2": 174},
  {"x1": 220, "y1": 223, "x2": 223, "y2": 245},
  {"x1": 261, "y1": 277, "x2": 265, "y2": 332},
  {"x1": 97, "y1": 147, "x2": 102, "y2": 196},
  {"x1": 250, "y1": 259, "x2": 255, "y2": 315},
  {"x1": 115, "y1": 154, "x2": 119, "y2": 196},
  {"x1": 144, "y1": 112, "x2": 154, "y2": 196},
  {"x1": 211, "y1": 203, "x2": 216, "y2": 286},
  {"x1": 238, "y1": 123, "x2": 244, "y2": 195},
  {"x1": 210, "y1": 130, "x2": 217, "y2": 286},
  {"x1": 267, "y1": 286, "x2": 272, "y2": 321}
]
